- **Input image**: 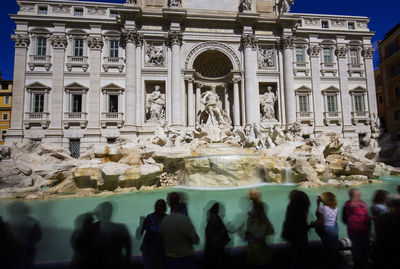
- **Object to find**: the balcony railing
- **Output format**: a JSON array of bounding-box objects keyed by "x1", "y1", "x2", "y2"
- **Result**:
[
  {"x1": 320, "y1": 62, "x2": 337, "y2": 76},
  {"x1": 293, "y1": 62, "x2": 310, "y2": 76},
  {"x1": 66, "y1": 56, "x2": 89, "y2": 72},
  {"x1": 101, "y1": 112, "x2": 124, "y2": 128},
  {"x1": 323, "y1": 111, "x2": 342, "y2": 126},
  {"x1": 63, "y1": 112, "x2": 88, "y2": 128},
  {"x1": 296, "y1": 111, "x2": 314, "y2": 126},
  {"x1": 103, "y1": 57, "x2": 125, "y2": 73},
  {"x1": 351, "y1": 111, "x2": 370, "y2": 125},
  {"x1": 347, "y1": 63, "x2": 365, "y2": 77},
  {"x1": 28, "y1": 55, "x2": 52, "y2": 71},
  {"x1": 23, "y1": 112, "x2": 50, "y2": 129}
]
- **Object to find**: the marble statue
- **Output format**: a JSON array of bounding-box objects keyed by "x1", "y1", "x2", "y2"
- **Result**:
[
  {"x1": 261, "y1": 86, "x2": 277, "y2": 121},
  {"x1": 272, "y1": 125, "x2": 285, "y2": 145},
  {"x1": 126, "y1": 0, "x2": 135, "y2": 5},
  {"x1": 258, "y1": 48, "x2": 275, "y2": 68},
  {"x1": 145, "y1": 44, "x2": 165, "y2": 66},
  {"x1": 147, "y1": 85, "x2": 165, "y2": 122},
  {"x1": 151, "y1": 120, "x2": 169, "y2": 146},
  {"x1": 169, "y1": 0, "x2": 181, "y2": 7},
  {"x1": 279, "y1": 0, "x2": 294, "y2": 14},
  {"x1": 285, "y1": 121, "x2": 303, "y2": 141},
  {"x1": 240, "y1": 0, "x2": 251, "y2": 11},
  {"x1": 199, "y1": 87, "x2": 230, "y2": 127}
]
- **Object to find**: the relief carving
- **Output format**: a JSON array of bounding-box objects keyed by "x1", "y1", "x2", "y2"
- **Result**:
[
  {"x1": 145, "y1": 43, "x2": 165, "y2": 66},
  {"x1": 258, "y1": 48, "x2": 276, "y2": 69}
]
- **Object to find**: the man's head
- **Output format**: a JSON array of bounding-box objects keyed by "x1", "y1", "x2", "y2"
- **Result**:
[
  {"x1": 266, "y1": 86, "x2": 272, "y2": 92},
  {"x1": 349, "y1": 188, "x2": 361, "y2": 202},
  {"x1": 249, "y1": 189, "x2": 262, "y2": 203},
  {"x1": 155, "y1": 199, "x2": 167, "y2": 215},
  {"x1": 154, "y1": 85, "x2": 161, "y2": 92},
  {"x1": 167, "y1": 192, "x2": 180, "y2": 208}
]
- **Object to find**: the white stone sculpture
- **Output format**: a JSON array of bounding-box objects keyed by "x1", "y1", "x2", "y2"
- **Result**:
[
  {"x1": 147, "y1": 85, "x2": 166, "y2": 122},
  {"x1": 240, "y1": 0, "x2": 251, "y2": 11},
  {"x1": 199, "y1": 87, "x2": 231, "y2": 127},
  {"x1": 285, "y1": 121, "x2": 303, "y2": 141},
  {"x1": 126, "y1": 0, "x2": 135, "y2": 5},
  {"x1": 151, "y1": 120, "x2": 169, "y2": 146},
  {"x1": 261, "y1": 86, "x2": 277, "y2": 121},
  {"x1": 278, "y1": 0, "x2": 294, "y2": 14},
  {"x1": 169, "y1": 0, "x2": 181, "y2": 7},
  {"x1": 272, "y1": 125, "x2": 285, "y2": 145},
  {"x1": 258, "y1": 48, "x2": 275, "y2": 69},
  {"x1": 145, "y1": 43, "x2": 165, "y2": 66}
]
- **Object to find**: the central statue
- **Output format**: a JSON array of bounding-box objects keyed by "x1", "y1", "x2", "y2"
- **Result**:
[
  {"x1": 147, "y1": 85, "x2": 166, "y2": 122},
  {"x1": 261, "y1": 86, "x2": 277, "y2": 121},
  {"x1": 199, "y1": 86, "x2": 231, "y2": 127}
]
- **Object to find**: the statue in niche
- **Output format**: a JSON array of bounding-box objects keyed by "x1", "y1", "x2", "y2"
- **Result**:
[
  {"x1": 145, "y1": 44, "x2": 165, "y2": 66},
  {"x1": 240, "y1": 0, "x2": 251, "y2": 11},
  {"x1": 258, "y1": 48, "x2": 275, "y2": 68},
  {"x1": 169, "y1": 0, "x2": 181, "y2": 7},
  {"x1": 260, "y1": 86, "x2": 277, "y2": 121},
  {"x1": 147, "y1": 85, "x2": 165, "y2": 122},
  {"x1": 199, "y1": 87, "x2": 231, "y2": 127}
]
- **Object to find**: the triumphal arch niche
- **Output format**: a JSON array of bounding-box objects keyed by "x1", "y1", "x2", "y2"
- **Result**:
[{"x1": 184, "y1": 42, "x2": 243, "y2": 128}]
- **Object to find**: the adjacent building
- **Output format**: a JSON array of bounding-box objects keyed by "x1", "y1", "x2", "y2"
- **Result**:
[
  {"x1": 0, "y1": 75, "x2": 12, "y2": 145},
  {"x1": 7, "y1": 0, "x2": 378, "y2": 155},
  {"x1": 377, "y1": 22, "x2": 400, "y2": 140}
]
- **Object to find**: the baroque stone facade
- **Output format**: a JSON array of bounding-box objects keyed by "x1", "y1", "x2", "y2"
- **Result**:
[{"x1": 7, "y1": 0, "x2": 378, "y2": 154}]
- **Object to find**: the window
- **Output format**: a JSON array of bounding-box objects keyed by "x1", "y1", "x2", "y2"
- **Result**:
[
  {"x1": 4, "y1": 96, "x2": 10, "y2": 105},
  {"x1": 295, "y1": 47, "x2": 305, "y2": 63},
  {"x1": 110, "y1": 11, "x2": 118, "y2": 18},
  {"x1": 379, "y1": 95, "x2": 383, "y2": 104},
  {"x1": 107, "y1": 138, "x2": 116, "y2": 144},
  {"x1": 38, "y1": 6, "x2": 48, "y2": 15},
  {"x1": 354, "y1": 95, "x2": 365, "y2": 112},
  {"x1": 109, "y1": 95, "x2": 118, "y2": 112},
  {"x1": 72, "y1": 94, "x2": 82, "y2": 112},
  {"x1": 36, "y1": 37, "x2": 47, "y2": 56},
  {"x1": 390, "y1": 63, "x2": 400, "y2": 78},
  {"x1": 322, "y1": 21, "x2": 329, "y2": 29},
  {"x1": 74, "y1": 39, "x2": 84, "y2": 57},
  {"x1": 326, "y1": 95, "x2": 337, "y2": 112},
  {"x1": 348, "y1": 22, "x2": 355, "y2": 30},
  {"x1": 376, "y1": 76, "x2": 382, "y2": 86},
  {"x1": 74, "y1": 8, "x2": 84, "y2": 16},
  {"x1": 323, "y1": 48, "x2": 333, "y2": 64},
  {"x1": 389, "y1": 40, "x2": 399, "y2": 56},
  {"x1": 2, "y1": 113, "x2": 8, "y2": 120},
  {"x1": 298, "y1": 95, "x2": 309, "y2": 112},
  {"x1": 69, "y1": 139, "x2": 80, "y2": 159},
  {"x1": 33, "y1": 94, "x2": 44, "y2": 113},
  {"x1": 1, "y1": 83, "x2": 8, "y2": 90},
  {"x1": 350, "y1": 49, "x2": 360, "y2": 65},
  {"x1": 395, "y1": 86, "x2": 400, "y2": 99},
  {"x1": 109, "y1": 40, "x2": 119, "y2": 58},
  {"x1": 1, "y1": 130, "x2": 6, "y2": 141},
  {"x1": 395, "y1": 110, "x2": 400, "y2": 121}
]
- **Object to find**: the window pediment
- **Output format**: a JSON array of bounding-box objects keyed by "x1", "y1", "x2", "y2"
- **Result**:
[
  {"x1": 322, "y1": 86, "x2": 340, "y2": 94},
  {"x1": 295, "y1": 86, "x2": 312, "y2": 93},
  {"x1": 26, "y1": 82, "x2": 51, "y2": 92},
  {"x1": 101, "y1": 83, "x2": 124, "y2": 93},
  {"x1": 65, "y1": 82, "x2": 88, "y2": 92},
  {"x1": 349, "y1": 86, "x2": 366, "y2": 93}
]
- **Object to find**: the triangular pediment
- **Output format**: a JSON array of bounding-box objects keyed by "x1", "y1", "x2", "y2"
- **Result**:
[
  {"x1": 26, "y1": 81, "x2": 50, "y2": 89},
  {"x1": 102, "y1": 83, "x2": 124, "y2": 91},
  {"x1": 65, "y1": 82, "x2": 88, "y2": 90}
]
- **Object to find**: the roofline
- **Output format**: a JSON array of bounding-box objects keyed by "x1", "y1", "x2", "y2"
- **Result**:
[
  {"x1": 382, "y1": 22, "x2": 400, "y2": 42},
  {"x1": 18, "y1": 0, "x2": 124, "y2": 8},
  {"x1": 291, "y1": 13, "x2": 369, "y2": 20}
]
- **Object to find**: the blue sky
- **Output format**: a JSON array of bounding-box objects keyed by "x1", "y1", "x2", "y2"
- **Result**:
[{"x1": 1, "y1": 0, "x2": 399, "y2": 80}]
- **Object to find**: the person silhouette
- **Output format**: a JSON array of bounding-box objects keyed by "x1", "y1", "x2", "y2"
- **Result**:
[
  {"x1": 141, "y1": 199, "x2": 167, "y2": 269},
  {"x1": 6, "y1": 202, "x2": 42, "y2": 269},
  {"x1": 91, "y1": 202, "x2": 132, "y2": 269},
  {"x1": 204, "y1": 202, "x2": 230, "y2": 269}
]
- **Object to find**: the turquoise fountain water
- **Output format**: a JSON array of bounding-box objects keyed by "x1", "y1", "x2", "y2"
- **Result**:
[{"x1": 0, "y1": 176, "x2": 399, "y2": 264}]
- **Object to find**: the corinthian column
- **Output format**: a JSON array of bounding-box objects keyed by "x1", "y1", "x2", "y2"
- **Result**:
[
  {"x1": 86, "y1": 35, "x2": 103, "y2": 133},
  {"x1": 168, "y1": 31, "x2": 183, "y2": 126},
  {"x1": 7, "y1": 34, "x2": 30, "y2": 141},
  {"x1": 242, "y1": 33, "x2": 260, "y2": 124},
  {"x1": 187, "y1": 78, "x2": 195, "y2": 127},
  {"x1": 362, "y1": 47, "x2": 378, "y2": 116},
  {"x1": 233, "y1": 76, "x2": 241, "y2": 127},
  {"x1": 336, "y1": 45, "x2": 352, "y2": 127},
  {"x1": 123, "y1": 29, "x2": 141, "y2": 127},
  {"x1": 308, "y1": 44, "x2": 324, "y2": 128},
  {"x1": 48, "y1": 35, "x2": 67, "y2": 133},
  {"x1": 280, "y1": 36, "x2": 296, "y2": 125}
]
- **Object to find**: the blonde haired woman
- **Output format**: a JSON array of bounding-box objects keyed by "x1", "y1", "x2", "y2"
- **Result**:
[{"x1": 315, "y1": 192, "x2": 339, "y2": 269}]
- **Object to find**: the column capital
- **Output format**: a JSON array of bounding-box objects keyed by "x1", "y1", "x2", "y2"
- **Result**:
[
  {"x1": 50, "y1": 35, "x2": 68, "y2": 49},
  {"x1": 307, "y1": 45, "x2": 321, "y2": 58},
  {"x1": 194, "y1": 82, "x2": 204, "y2": 89},
  {"x1": 123, "y1": 29, "x2": 143, "y2": 46},
  {"x1": 278, "y1": 36, "x2": 294, "y2": 50},
  {"x1": 233, "y1": 76, "x2": 242, "y2": 83},
  {"x1": 87, "y1": 36, "x2": 104, "y2": 51},
  {"x1": 168, "y1": 0, "x2": 182, "y2": 7},
  {"x1": 335, "y1": 46, "x2": 348, "y2": 58},
  {"x1": 362, "y1": 47, "x2": 374, "y2": 59},
  {"x1": 241, "y1": 33, "x2": 257, "y2": 49},
  {"x1": 12, "y1": 34, "x2": 30, "y2": 48},
  {"x1": 167, "y1": 30, "x2": 183, "y2": 47}
]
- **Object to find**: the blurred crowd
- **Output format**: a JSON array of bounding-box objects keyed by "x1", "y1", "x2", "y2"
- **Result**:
[{"x1": 1, "y1": 185, "x2": 400, "y2": 269}]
